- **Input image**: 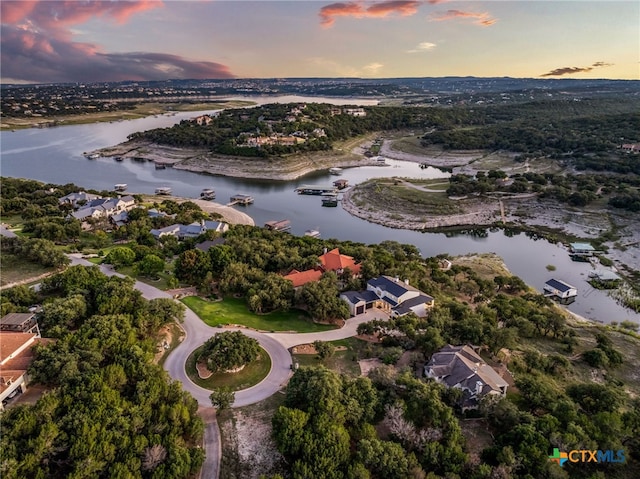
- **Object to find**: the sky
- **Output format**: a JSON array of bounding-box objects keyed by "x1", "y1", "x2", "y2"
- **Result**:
[{"x1": 1, "y1": 0, "x2": 638, "y2": 83}]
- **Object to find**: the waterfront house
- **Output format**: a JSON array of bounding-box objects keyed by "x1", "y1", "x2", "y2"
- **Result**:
[
  {"x1": 150, "y1": 220, "x2": 228, "y2": 241},
  {"x1": 543, "y1": 279, "x2": 577, "y2": 300},
  {"x1": 424, "y1": 344, "x2": 508, "y2": 410},
  {"x1": 282, "y1": 247, "x2": 360, "y2": 289},
  {"x1": 58, "y1": 191, "x2": 101, "y2": 208}
]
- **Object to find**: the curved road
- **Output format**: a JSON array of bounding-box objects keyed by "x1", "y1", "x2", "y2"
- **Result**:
[{"x1": 67, "y1": 255, "x2": 387, "y2": 479}]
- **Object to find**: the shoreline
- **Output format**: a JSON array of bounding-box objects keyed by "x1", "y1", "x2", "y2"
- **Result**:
[
  {"x1": 144, "y1": 195, "x2": 255, "y2": 226},
  {"x1": 92, "y1": 139, "x2": 388, "y2": 181}
]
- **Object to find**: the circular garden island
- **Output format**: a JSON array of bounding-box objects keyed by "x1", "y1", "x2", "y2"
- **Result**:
[{"x1": 186, "y1": 331, "x2": 271, "y2": 392}]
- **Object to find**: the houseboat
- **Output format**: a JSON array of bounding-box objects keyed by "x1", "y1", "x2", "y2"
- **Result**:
[
  {"x1": 321, "y1": 193, "x2": 339, "y2": 207},
  {"x1": 304, "y1": 229, "x2": 321, "y2": 238},
  {"x1": 200, "y1": 189, "x2": 216, "y2": 200},
  {"x1": 229, "y1": 194, "x2": 254, "y2": 205},
  {"x1": 155, "y1": 187, "x2": 172, "y2": 195},
  {"x1": 265, "y1": 219, "x2": 291, "y2": 232},
  {"x1": 569, "y1": 242, "x2": 597, "y2": 261},
  {"x1": 543, "y1": 278, "x2": 577, "y2": 303},
  {"x1": 329, "y1": 167, "x2": 343, "y2": 175},
  {"x1": 114, "y1": 184, "x2": 128, "y2": 192},
  {"x1": 333, "y1": 179, "x2": 349, "y2": 190}
]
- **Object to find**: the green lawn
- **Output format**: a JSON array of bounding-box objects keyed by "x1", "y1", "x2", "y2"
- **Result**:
[
  {"x1": 186, "y1": 345, "x2": 271, "y2": 391},
  {"x1": 182, "y1": 296, "x2": 337, "y2": 333},
  {"x1": 114, "y1": 265, "x2": 174, "y2": 291}
]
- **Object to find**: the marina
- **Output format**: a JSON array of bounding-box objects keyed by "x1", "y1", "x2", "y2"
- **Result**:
[{"x1": 265, "y1": 219, "x2": 291, "y2": 232}]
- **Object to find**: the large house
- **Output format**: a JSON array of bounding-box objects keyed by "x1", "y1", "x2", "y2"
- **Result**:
[
  {"x1": 58, "y1": 191, "x2": 101, "y2": 208},
  {"x1": 65, "y1": 194, "x2": 136, "y2": 228},
  {"x1": 424, "y1": 345, "x2": 508, "y2": 410},
  {"x1": 341, "y1": 275, "x2": 434, "y2": 317},
  {"x1": 150, "y1": 219, "x2": 228, "y2": 241}
]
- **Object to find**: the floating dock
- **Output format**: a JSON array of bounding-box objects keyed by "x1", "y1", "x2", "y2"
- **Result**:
[
  {"x1": 295, "y1": 185, "x2": 338, "y2": 195},
  {"x1": 155, "y1": 187, "x2": 172, "y2": 195},
  {"x1": 265, "y1": 219, "x2": 291, "y2": 232},
  {"x1": 321, "y1": 193, "x2": 339, "y2": 207},
  {"x1": 229, "y1": 194, "x2": 254, "y2": 206},
  {"x1": 200, "y1": 189, "x2": 216, "y2": 200}
]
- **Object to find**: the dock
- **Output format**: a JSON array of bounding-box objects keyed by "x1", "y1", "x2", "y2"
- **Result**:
[
  {"x1": 155, "y1": 187, "x2": 172, "y2": 195},
  {"x1": 321, "y1": 193, "x2": 339, "y2": 207},
  {"x1": 333, "y1": 179, "x2": 349, "y2": 190},
  {"x1": 200, "y1": 188, "x2": 216, "y2": 200},
  {"x1": 265, "y1": 219, "x2": 291, "y2": 232},
  {"x1": 543, "y1": 278, "x2": 577, "y2": 303},
  {"x1": 228, "y1": 194, "x2": 254, "y2": 206},
  {"x1": 295, "y1": 185, "x2": 338, "y2": 195}
]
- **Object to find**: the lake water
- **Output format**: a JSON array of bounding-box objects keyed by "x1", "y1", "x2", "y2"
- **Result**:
[{"x1": 1, "y1": 96, "x2": 638, "y2": 324}]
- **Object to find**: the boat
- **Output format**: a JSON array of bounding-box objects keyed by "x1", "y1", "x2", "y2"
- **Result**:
[
  {"x1": 333, "y1": 179, "x2": 349, "y2": 190},
  {"x1": 85, "y1": 153, "x2": 99, "y2": 159},
  {"x1": 114, "y1": 156, "x2": 124, "y2": 162},
  {"x1": 114, "y1": 184, "x2": 127, "y2": 192},
  {"x1": 155, "y1": 163, "x2": 167, "y2": 170},
  {"x1": 265, "y1": 219, "x2": 291, "y2": 232},
  {"x1": 200, "y1": 188, "x2": 216, "y2": 200},
  {"x1": 329, "y1": 167, "x2": 343, "y2": 175},
  {"x1": 321, "y1": 193, "x2": 339, "y2": 207},
  {"x1": 304, "y1": 229, "x2": 321, "y2": 238},
  {"x1": 155, "y1": 187, "x2": 172, "y2": 195}
]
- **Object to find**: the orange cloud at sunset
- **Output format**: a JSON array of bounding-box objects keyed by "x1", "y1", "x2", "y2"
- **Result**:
[
  {"x1": 430, "y1": 9, "x2": 497, "y2": 26},
  {"x1": 319, "y1": 1, "x2": 422, "y2": 28}
]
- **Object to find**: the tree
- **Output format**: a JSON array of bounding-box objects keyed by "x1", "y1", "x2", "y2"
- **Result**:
[
  {"x1": 136, "y1": 254, "x2": 165, "y2": 278},
  {"x1": 210, "y1": 387, "x2": 235, "y2": 410},
  {"x1": 314, "y1": 340, "x2": 335, "y2": 360},
  {"x1": 199, "y1": 331, "x2": 260, "y2": 373},
  {"x1": 105, "y1": 246, "x2": 136, "y2": 267}
]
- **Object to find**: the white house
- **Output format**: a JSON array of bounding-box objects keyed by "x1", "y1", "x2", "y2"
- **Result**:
[{"x1": 543, "y1": 279, "x2": 577, "y2": 300}]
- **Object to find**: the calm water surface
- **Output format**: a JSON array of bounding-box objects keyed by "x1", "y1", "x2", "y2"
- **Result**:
[{"x1": 1, "y1": 97, "x2": 637, "y2": 324}]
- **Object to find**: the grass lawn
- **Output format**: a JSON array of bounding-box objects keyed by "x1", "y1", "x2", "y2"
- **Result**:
[
  {"x1": 182, "y1": 296, "x2": 337, "y2": 333},
  {"x1": 114, "y1": 265, "x2": 174, "y2": 290},
  {"x1": 186, "y1": 345, "x2": 271, "y2": 391}
]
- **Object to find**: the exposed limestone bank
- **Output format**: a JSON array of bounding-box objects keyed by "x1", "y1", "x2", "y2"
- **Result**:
[
  {"x1": 340, "y1": 187, "x2": 501, "y2": 230},
  {"x1": 92, "y1": 140, "x2": 385, "y2": 181}
]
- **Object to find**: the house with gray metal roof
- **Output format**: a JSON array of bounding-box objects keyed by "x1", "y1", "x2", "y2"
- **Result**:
[{"x1": 425, "y1": 345, "x2": 508, "y2": 410}]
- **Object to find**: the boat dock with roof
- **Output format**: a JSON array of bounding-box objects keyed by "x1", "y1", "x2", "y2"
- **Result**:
[{"x1": 295, "y1": 185, "x2": 338, "y2": 195}]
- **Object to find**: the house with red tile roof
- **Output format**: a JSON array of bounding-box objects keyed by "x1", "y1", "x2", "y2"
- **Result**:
[
  {"x1": 318, "y1": 248, "x2": 361, "y2": 275},
  {"x1": 283, "y1": 269, "x2": 324, "y2": 288},
  {"x1": 0, "y1": 330, "x2": 48, "y2": 410}
]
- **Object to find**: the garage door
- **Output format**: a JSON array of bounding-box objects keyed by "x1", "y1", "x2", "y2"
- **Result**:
[{"x1": 356, "y1": 305, "x2": 365, "y2": 315}]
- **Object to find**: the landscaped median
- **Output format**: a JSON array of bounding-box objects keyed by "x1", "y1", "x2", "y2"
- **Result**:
[{"x1": 181, "y1": 296, "x2": 337, "y2": 333}]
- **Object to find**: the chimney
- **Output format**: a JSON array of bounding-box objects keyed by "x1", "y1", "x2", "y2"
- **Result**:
[
  {"x1": 323, "y1": 247, "x2": 327, "y2": 254},
  {"x1": 394, "y1": 276, "x2": 399, "y2": 283},
  {"x1": 404, "y1": 279, "x2": 409, "y2": 285},
  {"x1": 475, "y1": 380, "x2": 483, "y2": 396}
]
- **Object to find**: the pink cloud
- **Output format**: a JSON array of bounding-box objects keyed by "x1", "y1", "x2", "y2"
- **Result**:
[
  {"x1": 319, "y1": 1, "x2": 422, "y2": 28},
  {"x1": 1, "y1": 0, "x2": 235, "y2": 82},
  {"x1": 430, "y1": 9, "x2": 497, "y2": 26},
  {"x1": 541, "y1": 62, "x2": 613, "y2": 77}
]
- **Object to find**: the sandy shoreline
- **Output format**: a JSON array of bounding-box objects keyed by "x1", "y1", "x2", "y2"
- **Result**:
[{"x1": 148, "y1": 196, "x2": 254, "y2": 226}]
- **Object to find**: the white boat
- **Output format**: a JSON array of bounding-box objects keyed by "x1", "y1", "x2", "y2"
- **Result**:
[
  {"x1": 329, "y1": 167, "x2": 343, "y2": 175},
  {"x1": 85, "y1": 153, "x2": 99, "y2": 159},
  {"x1": 155, "y1": 187, "x2": 172, "y2": 195},
  {"x1": 114, "y1": 184, "x2": 127, "y2": 192},
  {"x1": 200, "y1": 188, "x2": 216, "y2": 200},
  {"x1": 304, "y1": 229, "x2": 321, "y2": 238}
]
